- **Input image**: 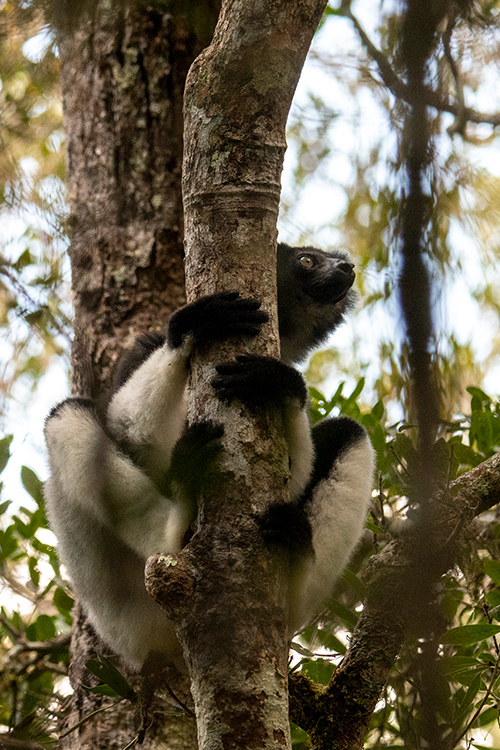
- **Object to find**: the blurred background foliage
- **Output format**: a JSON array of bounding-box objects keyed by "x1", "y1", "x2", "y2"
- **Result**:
[
  {"x1": 1, "y1": 0, "x2": 500, "y2": 747},
  {"x1": 0, "y1": 1, "x2": 69, "y2": 414}
]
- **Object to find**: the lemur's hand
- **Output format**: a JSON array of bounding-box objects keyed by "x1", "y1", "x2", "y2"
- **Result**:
[
  {"x1": 167, "y1": 291, "x2": 268, "y2": 349},
  {"x1": 167, "y1": 421, "x2": 224, "y2": 495},
  {"x1": 212, "y1": 355, "x2": 308, "y2": 408}
]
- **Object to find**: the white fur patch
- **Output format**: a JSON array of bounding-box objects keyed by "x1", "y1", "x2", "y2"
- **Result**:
[
  {"x1": 289, "y1": 433, "x2": 374, "y2": 633},
  {"x1": 284, "y1": 405, "x2": 314, "y2": 500},
  {"x1": 107, "y1": 342, "x2": 189, "y2": 480}
]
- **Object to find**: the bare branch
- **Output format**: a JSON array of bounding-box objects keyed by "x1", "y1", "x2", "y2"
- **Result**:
[
  {"x1": 338, "y1": 6, "x2": 500, "y2": 129},
  {"x1": 442, "y1": 12, "x2": 467, "y2": 135}
]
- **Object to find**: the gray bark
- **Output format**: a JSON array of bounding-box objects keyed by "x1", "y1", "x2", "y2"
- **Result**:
[
  {"x1": 146, "y1": 1, "x2": 328, "y2": 749},
  {"x1": 60, "y1": 1, "x2": 219, "y2": 398}
]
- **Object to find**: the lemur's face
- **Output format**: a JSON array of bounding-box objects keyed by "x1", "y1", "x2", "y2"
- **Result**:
[{"x1": 293, "y1": 247, "x2": 355, "y2": 304}]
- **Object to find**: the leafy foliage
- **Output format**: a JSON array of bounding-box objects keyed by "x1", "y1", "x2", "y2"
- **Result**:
[
  {"x1": 281, "y1": 0, "x2": 500, "y2": 422},
  {"x1": 0, "y1": 438, "x2": 72, "y2": 744},
  {"x1": 0, "y1": 3, "x2": 70, "y2": 409},
  {"x1": 290, "y1": 381, "x2": 500, "y2": 748}
]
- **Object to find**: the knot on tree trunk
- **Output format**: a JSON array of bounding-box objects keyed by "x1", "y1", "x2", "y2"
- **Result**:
[{"x1": 145, "y1": 552, "x2": 196, "y2": 621}]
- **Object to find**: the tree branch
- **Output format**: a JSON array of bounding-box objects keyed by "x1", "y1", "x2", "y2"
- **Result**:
[
  {"x1": 334, "y1": 5, "x2": 500, "y2": 129},
  {"x1": 157, "y1": 1, "x2": 330, "y2": 748},
  {"x1": 0, "y1": 737, "x2": 49, "y2": 750}
]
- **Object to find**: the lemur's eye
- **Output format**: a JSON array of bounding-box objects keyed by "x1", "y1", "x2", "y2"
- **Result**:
[{"x1": 299, "y1": 255, "x2": 314, "y2": 269}]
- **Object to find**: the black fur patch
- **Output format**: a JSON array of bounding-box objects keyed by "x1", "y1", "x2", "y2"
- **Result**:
[
  {"x1": 167, "y1": 291, "x2": 268, "y2": 350},
  {"x1": 165, "y1": 421, "x2": 224, "y2": 498},
  {"x1": 259, "y1": 500, "x2": 314, "y2": 558},
  {"x1": 212, "y1": 355, "x2": 308, "y2": 408},
  {"x1": 306, "y1": 416, "x2": 366, "y2": 494},
  {"x1": 46, "y1": 397, "x2": 97, "y2": 422}
]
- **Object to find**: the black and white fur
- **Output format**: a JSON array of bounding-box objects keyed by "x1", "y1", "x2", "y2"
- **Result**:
[{"x1": 44, "y1": 243, "x2": 374, "y2": 670}]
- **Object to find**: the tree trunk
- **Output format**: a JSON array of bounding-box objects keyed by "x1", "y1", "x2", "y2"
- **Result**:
[
  {"x1": 56, "y1": 2, "x2": 219, "y2": 747},
  {"x1": 145, "y1": 1, "x2": 327, "y2": 748}
]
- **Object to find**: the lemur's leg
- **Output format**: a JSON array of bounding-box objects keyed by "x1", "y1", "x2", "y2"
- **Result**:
[
  {"x1": 44, "y1": 398, "x2": 184, "y2": 558},
  {"x1": 289, "y1": 416, "x2": 374, "y2": 633},
  {"x1": 212, "y1": 354, "x2": 314, "y2": 501},
  {"x1": 254, "y1": 413, "x2": 374, "y2": 635}
]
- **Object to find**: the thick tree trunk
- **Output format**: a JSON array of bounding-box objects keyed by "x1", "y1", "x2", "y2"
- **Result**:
[
  {"x1": 145, "y1": 2, "x2": 327, "y2": 749},
  {"x1": 56, "y1": 2, "x2": 219, "y2": 748},
  {"x1": 60, "y1": 2, "x2": 219, "y2": 398}
]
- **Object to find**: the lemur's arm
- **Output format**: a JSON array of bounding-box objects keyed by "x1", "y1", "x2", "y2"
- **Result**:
[{"x1": 107, "y1": 292, "x2": 268, "y2": 483}]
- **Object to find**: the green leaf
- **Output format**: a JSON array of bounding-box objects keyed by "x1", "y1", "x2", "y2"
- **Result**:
[
  {"x1": 28, "y1": 556, "x2": 40, "y2": 588},
  {"x1": 301, "y1": 658, "x2": 335, "y2": 685},
  {"x1": 342, "y1": 568, "x2": 365, "y2": 598},
  {"x1": 12, "y1": 515, "x2": 30, "y2": 538},
  {"x1": 474, "y1": 705, "x2": 499, "y2": 728},
  {"x1": 455, "y1": 673, "x2": 482, "y2": 724},
  {"x1": 370, "y1": 423, "x2": 386, "y2": 455},
  {"x1": 86, "y1": 656, "x2": 136, "y2": 701},
  {"x1": 38, "y1": 614, "x2": 57, "y2": 640},
  {"x1": 21, "y1": 466, "x2": 44, "y2": 506},
  {"x1": 308, "y1": 387, "x2": 328, "y2": 405},
  {"x1": 0, "y1": 532, "x2": 19, "y2": 559},
  {"x1": 290, "y1": 722, "x2": 309, "y2": 747},
  {"x1": 328, "y1": 382, "x2": 344, "y2": 406},
  {"x1": 484, "y1": 559, "x2": 500, "y2": 585},
  {"x1": 365, "y1": 516, "x2": 384, "y2": 534},
  {"x1": 316, "y1": 630, "x2": 346, "y2": 655},
  {"x1": 371, "y1": 400, "x2": 384, "y2": 420},
  {"x1": 290, "y1": 641, "x2": 314, "y2": 657},
  {"x1": 26, "y1": 614, "x2": 56, "y2": 641},
  {"x1": 490, "y1": 605, "x2": 500, "y2": 622},
  {"x1": 327, "y1": 599, "x2": 359, "y2": 629},
  {"x1": 441, "y1": 655, "x2": 481, "y2": 676},
  {"x1": 441, "y1": 623, "x2": 500, "y2": 645},
  {"x1": 53, "y1": 587, "x2": 74, "y2": 615},
  {"x1": 467, "y1": 386, "x2": 492, "y2": 404},
  {"x1": 486, "y1": 590, "x2": 500, "y2": 608},
  {"x1": 348, "y1": 378, "x2": 365, "y2": 401},
  {"x1": 0, "y1": 435, "x2": 13, "y2": 475},
  {"x1": 12, "y1": 248, "x2": 33, "y2": 270},
  {"x1": 470, "y1": 411, "x2": 496, "y2": 453},
  {"x1": 454, "y1": 669, "x2": 487, "y2": 687}
]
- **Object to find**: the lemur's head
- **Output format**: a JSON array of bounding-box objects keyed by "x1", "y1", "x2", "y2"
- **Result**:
[{"x1": 277, "y1": 243, "x2": 356, "y2": 364}]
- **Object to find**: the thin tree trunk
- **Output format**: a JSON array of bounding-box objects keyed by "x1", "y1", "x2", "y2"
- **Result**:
[
  {"x1": 146, "y1": 2, "x2": 328, "y2": 748},
  {"x1": 56, "y1": 2, "x2": 219, "y2": 747}
]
